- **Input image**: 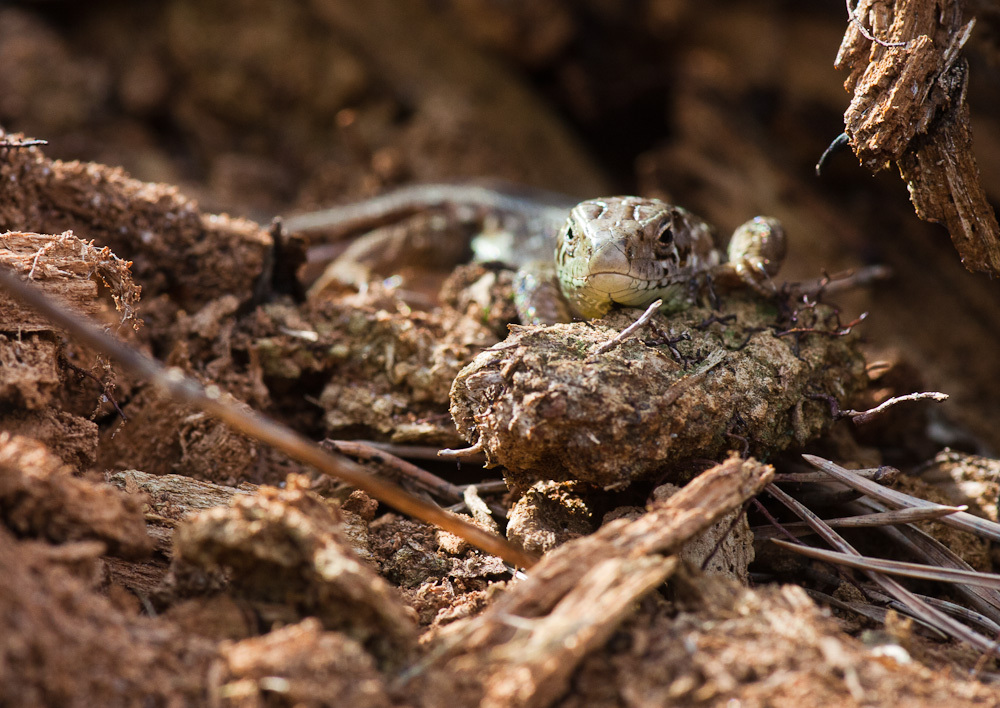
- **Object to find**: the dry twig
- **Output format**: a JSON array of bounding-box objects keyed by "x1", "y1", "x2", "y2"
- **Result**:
[
  {"x1": 0, "y1": 265, "x2": 539, "y2": 569},
  {"x1": 767, "y1": 482, "x2": 998, "y2": 653},
  {"x1": 772, "y1": 540, "x2": 1000, "y2": 590},
  {"x1": 802, "y1": 454, "x2": 1000, "y2": 543},
  {"x1": 842, "y1": 391, "x2": 949, "y2": 425},
  {"x1": 589, "y1": 298, "x2": 662, "y2": 357}
]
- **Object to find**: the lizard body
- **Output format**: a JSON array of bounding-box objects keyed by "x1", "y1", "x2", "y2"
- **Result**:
[{"x1": 284, "y1": 184, "x2": 786, "y2": 323}]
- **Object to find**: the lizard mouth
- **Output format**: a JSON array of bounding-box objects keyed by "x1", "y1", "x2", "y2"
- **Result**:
[{"x1": 574, "y1": 271, "x2": 639, "y2": 296}]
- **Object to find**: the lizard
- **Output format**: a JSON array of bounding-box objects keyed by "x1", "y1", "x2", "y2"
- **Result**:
[{"x1": 282, "y1": 183, "x2": 786, "y2": 324}]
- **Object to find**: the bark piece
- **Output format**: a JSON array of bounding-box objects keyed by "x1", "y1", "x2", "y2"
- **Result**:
[
  {"x1": 0, "y1": 230, "x2": 138, "y2": 469},
  {"x1": 0, "y1": 432, "x2": 152, "y2": 559},
  {"x1": 0, "y1": 135, "x2": 272, "y2": 308},
  {"x1": 425, "y1": 457, "x2": 773, "y2": 708},
  {"x1": 174, "y1": 475, "x2": 416, "y2": 660},
  {"x1": 835, "y1": 0, "x2": 1000, "y2": 273},
  {"x1": 219, "y1": 618, "x2": 391, "y2": 708},
  {"x1": 0, "y1": 230, "x2": 139, "y2": 332},
  {"x1": 483, "y1": 555, "x2": 677, "y2": 708}
]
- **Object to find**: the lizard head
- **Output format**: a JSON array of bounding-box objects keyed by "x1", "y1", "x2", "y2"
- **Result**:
[{"x1": 555, "y1": 197, "x2": 720, "y2": 319}]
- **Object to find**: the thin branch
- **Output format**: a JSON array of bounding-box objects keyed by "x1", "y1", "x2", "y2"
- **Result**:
[
  {"x1": 0, "y1": 264, "x2": 539, "y2": 569},
  {"x1": 438, "y1": 439, "x2": 484, "y2": 459},
  {"x1": 841, "y1": 391, "x2": 948, "y2": 425},
  {"x1": 0, "y1": 137, "x2": 48, "y2": 148},
  {"x1": 772, "y1": 540, "x2": 1000, "y2": 590},
  {"x1": 323, "y1": 439, "x2": 465, "y2": 501},
  {"x1": 590, "y1": 299, "x2": 662, "y2": 357},
  {"x1": 790, "y1": 265, "x2": 892, "y2": 299},
  {"x1": 351, "y1": 439, "x2": 487, "y2": 464},
  {"x1": 774, "y1": 312, "x2": 867, "y2": 338},
  {"x1": 802, "y1": 454, "x2": 1000, "y2": 543}
]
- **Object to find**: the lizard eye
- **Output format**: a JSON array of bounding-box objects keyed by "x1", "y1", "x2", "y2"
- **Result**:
[
  {"x1": 657, "y1": 227, "x2": 673, "y2": 245},
  {"x1": 565, "y1": 226, "x2": 576, "y2": 241}
]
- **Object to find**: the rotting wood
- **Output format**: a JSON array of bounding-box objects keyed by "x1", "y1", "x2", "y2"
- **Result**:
[
  {"x1": 108, "y1": 469, "x2": 257, "y2": 518},
  {"x1": 835, "y1": 0, "x2": 1000, "y2": 274},
  {"x1": 0, "y1": 134, "x2": 273, "y2": 311},
  {"x1": 422, "y1": 457, "x2": 773, "y2": 708},
  {"x1": 0, "y1": 231, "x2": 139, "y2": 331},
  {"x1": 0, "y1": 264, "x2": 541, "y2": 570},
  {"x1": 482, "y1": 556, "x2": 677, "y2": 708}
]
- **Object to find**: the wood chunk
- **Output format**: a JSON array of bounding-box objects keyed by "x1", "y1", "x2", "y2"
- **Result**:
[
  {"x1": 174, "y1": 475, "x2": 416, "y2": 661},
  {"x1": 483, "y1": 555, "x2": 677, "y2": 708},
  {"x1": 835, "y1": 0, "x2": 1000, "y2": 274},
  {"x1": 0, "y1": 139, "x2": 272, "y2": 309},
  {"x1": 0, "y1": 433, "x2": 152, "y2": 559},
  {"x1": 0, "y1": 230, "x2": 139, "y2": 332}
]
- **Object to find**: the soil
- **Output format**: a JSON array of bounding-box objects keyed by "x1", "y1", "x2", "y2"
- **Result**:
[{"x1": 3, "y1": 1, "x2": 1000, "y2": 706}]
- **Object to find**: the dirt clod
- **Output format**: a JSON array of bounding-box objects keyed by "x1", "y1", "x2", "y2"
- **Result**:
[
  {"x1": 452, "y1": 296, "x2": 867, "y2": 489},
  {"x1": 174, "y1": 475, "x2": 417, "y2": 660},
  {"x1": 0, "y1": 433, "x2": 152, "y2": 559}
]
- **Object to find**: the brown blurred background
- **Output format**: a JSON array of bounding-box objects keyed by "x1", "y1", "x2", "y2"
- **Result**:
[{"x1": 2, "y1": 0, "x2": 1000, "y2": 453}]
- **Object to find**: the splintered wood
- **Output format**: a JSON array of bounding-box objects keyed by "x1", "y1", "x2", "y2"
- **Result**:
[
  {"x1": 0, "y1": 229, "x2": 141, "y2": 468},
  {"x1": 836, "y1": 0, "x2": 1000, "y2": 274},
  {"x1": 423, "y1": 457, "x2": 774, "y2": 708},
  {"x1": 0, "y1": 231, "x2": 139, "y2": 332}
]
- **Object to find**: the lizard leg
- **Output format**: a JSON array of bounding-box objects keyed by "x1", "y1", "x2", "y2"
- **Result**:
[
  {"x1": 512, "y1": 261, "x2": 573, "y2": 325},
  {"x1": 717, "y1": 216, "x2": 786, "y2": 294}
]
